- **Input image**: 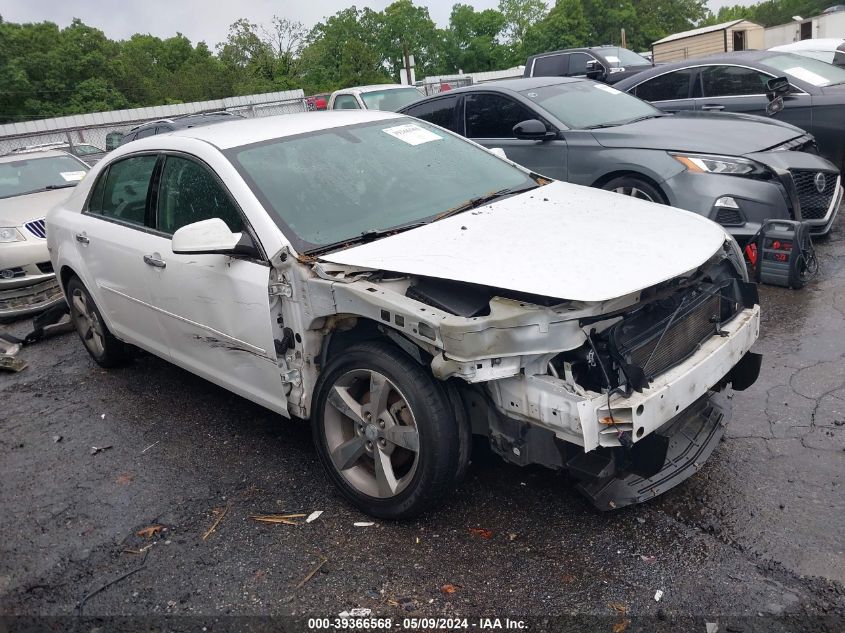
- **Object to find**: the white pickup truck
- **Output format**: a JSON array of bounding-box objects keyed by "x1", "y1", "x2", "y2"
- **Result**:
[{"x1": 328, "y1": 84, "x2": 425, "y2": 112}]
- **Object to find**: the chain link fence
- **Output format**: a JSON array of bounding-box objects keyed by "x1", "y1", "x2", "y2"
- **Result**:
[
  {"x1": 0, "y1": 94, "x2": 307, "y2": 156},
  {"x1": 417, "y1": 76, "x2": 474, "y2": 97}
]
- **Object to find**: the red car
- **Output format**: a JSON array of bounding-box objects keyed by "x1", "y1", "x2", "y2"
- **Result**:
[{"x1": 306, "y1": 93, "x2": 330, "y2": 111}]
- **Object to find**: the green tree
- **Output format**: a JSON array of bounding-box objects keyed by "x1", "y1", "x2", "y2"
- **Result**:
[
  {"x1": 523, "y1": 0, "x2": 590, "y2": 56},
  {"x1": 443, "y1": 4, "x2": 509, "y2": 72},
  {"x1": 498, "y1": 0, "x2": 549, "y2": 46},
  {"x1": 299, "y1": 7, "x2": 388, "y2": 93},
  {"x1": 627, "y1": 0, "x2": 708, "y2": 50},
  {"x1": 377, "y1": 0, "x2": 442, "y2": 79}
]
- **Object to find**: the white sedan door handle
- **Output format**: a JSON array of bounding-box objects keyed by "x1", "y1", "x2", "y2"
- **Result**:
[
  {"x1": 75, "y1": 232, "x2": 89, "y2": 245},
  {"x1": 143, "y1": 254, "x2": 166, "y2": 269}
]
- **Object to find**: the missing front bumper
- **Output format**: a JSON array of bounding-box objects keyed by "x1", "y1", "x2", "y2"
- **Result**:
[
  {"x1": 573, "y1": 391, "x2": 730, "y2": 511},
  {"x1": 0, "y1": 277, "x2": 64, "y2": 319}
]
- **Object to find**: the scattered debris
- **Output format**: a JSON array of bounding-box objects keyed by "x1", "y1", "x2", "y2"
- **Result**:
[
  {"x1": 468, "y1": 527, "x2": 493, "y2": 539},
  {"x1": 115, "y1": 473, "x2": 134, "y2": 486},
  {"x1": 508, "y1": 533, "x2": 517, "y2": 541},
  {"x1": 140, "y1": 441, "x2": 159, "y2": 454},
  {"x1": 305, "y1": 511, "x2": 323, "y2": 523},
  {"x1": 0, "y1": 355, "x2": 28, "y2": 372},
  {"x1": 640, "y1": 555, "x2": 656, "y2": 563},
  {"x1": 636, "y1": 517, "x2": 646, "y2": 524},
  {"x1": 441, "y1": 584, "x2": 458, "y2": 594},
  {"x1": 52, "y1": 435, "x2": 62, "y2": 443},
  {"x1": 295, "y1": 557, "x2": 328, "y2": 589},
  {"x1": 705, "y1": 622, "x2": 719, "y2": 633},
  {"x1": 339, "y1": 608, "x2": 371, "y2": 618},
  {"x1": 250, "y1": 513, "x2": 306, "y2": 525},
  {"x1": 89, "y1": 445, "x2": 112, "y2": 456},
  {"x1": 612, "y1": 621, "x2": 629, "y2": 633},
  {"x1": 123, "y1": 543, "x2": 154, "y2": 555},
  {"x1": 608, "y1": 603, "x2": 627, "y2": 614},
  {"x1": 654, "y1": 589, "x2": 664, "y2": 602},
  {"x1": 77, "y1": 551, "x2": 148, "y2": 614},
  {"x1": 136, "y1": 525, "x2": 164, "y2": 539},
  {"x1": 100, "y1": 414, "x2": 106, "y2": 420},
  {"x1": 353, "y1": 522, "x2": 375, "y2": 527},
  {"x1": 203, "y1": 505, "x2": 230, "y2": 540},
  {"x1": 0, "y1": 337, "x2": 26, "y2": 372}
]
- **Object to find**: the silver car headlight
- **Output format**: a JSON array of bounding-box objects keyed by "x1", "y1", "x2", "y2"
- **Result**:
[
  {"x1": 671, "y1": 153, "x2": 768, "y2": 177},
  {"x1": 0, "y1": 227, "x2": 25, "y2": 243}
]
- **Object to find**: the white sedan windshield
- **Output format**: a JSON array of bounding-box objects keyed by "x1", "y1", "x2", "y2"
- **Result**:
[{"x1": 229, "y1": 119, "x2": 535, "y2": 252}]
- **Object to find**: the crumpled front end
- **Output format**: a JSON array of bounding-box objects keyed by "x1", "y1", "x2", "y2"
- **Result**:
[
  {"x1": 0, "y1": 220, "x2": 63, "y2": 319},
  {"x1": 301, "y1": 235, "x2": 760, "y2": 509}
]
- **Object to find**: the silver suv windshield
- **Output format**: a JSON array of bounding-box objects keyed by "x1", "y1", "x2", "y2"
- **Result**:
[
  {"x1": 228, "y1": 119, "x2": 537, "y2": 253},
  {"x1": 0, "y1": 155, "x2": 88, "y2": 199},
  {"x1": 521, "y1": 81, "x2": 661, "y2": 129}
]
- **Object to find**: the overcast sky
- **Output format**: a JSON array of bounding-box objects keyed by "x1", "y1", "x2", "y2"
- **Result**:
[{"x1": 1, "y1": 0, "x2": 755, "y2": 47}]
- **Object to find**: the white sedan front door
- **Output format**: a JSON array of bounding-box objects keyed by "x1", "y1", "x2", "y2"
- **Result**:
[{"x1": 144, "y1": 154, "x2": 288, "y2": 415}]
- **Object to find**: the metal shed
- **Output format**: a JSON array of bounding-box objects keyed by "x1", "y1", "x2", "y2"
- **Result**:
[{"x1": 652, "y1": 19, "x2": 765, "y2": 63}]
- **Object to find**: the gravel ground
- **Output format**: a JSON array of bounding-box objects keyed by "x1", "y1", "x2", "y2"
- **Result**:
[{"x1": 1, "y1": 215, "x2": 844, "y2": 631}]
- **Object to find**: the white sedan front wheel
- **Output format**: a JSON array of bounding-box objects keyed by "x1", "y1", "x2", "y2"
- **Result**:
[{"x1": 312, "y1": 341, "x2": 461, "y2": 519}]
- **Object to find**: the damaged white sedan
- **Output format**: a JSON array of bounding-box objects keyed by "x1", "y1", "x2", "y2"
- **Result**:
[{"x1": 47, "y1": 111, "x2": 761, "y2": 518}]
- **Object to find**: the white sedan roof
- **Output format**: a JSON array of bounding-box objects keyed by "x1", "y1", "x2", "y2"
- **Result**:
[{"x1": 166, "y1": 110, "x2": 404, "y2": 150}]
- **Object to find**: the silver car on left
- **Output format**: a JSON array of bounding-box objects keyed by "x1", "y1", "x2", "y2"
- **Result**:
[{"x1": 0, "y1": 149, "x2": 89, "y2": 319}]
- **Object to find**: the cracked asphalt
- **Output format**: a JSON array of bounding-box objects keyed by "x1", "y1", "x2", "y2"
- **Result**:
[{"x1": 1, "y1": 215, "x2": 844, "y2": 630}]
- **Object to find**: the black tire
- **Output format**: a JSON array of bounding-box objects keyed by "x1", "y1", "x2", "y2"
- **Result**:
[
  {"x1": 444, "y1": 381, "x2": 473, "y2": 485},
  {"x1": 66, "y1": 276, "x2": 129, "y2": 368},
  {"x1": 312, "y1": 341, "x2": 461, "y2": 519},
  {"x1": 601, "y1": 175, "x2": 666, "y2": 204}
]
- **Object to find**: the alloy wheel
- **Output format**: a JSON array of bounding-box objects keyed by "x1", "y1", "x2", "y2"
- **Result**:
[
  {"x1": 613, "y1": 186, "x2": 655, "y2": 202},
  {"x1": 322, "y1": 369, "x2": 420, "y2": 498},
  {"x1": 69, "y1": 288, "x2": 105, "y2": 357}
]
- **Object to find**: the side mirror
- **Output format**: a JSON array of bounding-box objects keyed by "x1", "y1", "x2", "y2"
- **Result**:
[
  {"x1": 766, "y1": 96, "x2": 785, "y2": 116},
  {"x1": 585, "y1": 60, "x2": 607, "y2": 81},
  {"x1": 172, "y1": 218, "x2": 254, "y2": 256},
  {"x1": 766, "y1": 76, "x2": 791, "y2": 100},
  {"x1": 513, "y1": 119, "x2": 555, "y2": 141}
]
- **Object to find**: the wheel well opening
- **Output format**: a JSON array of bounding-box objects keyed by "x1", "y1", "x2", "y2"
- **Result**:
[
  {"x1": 320, "y1": 318, "x2": 430, "y2": 371},
  {"x1": 59, "y1": 266, "x2": 77, "y2": 293},
  {"x1": 592, "y1": 171, "x2": 667, "y2": 202}
]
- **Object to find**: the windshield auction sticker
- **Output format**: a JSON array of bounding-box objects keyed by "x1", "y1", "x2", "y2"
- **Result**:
[
  {"x1": 784, "y1": 66, "x2": 830, "y2": 86},
  {"x1": 383, "y1": 124, "x2": 442, "y2": 146},
  {"x1": 595, "y1": 84, "x2": 622, "y2": 95},
  {"x1": 60, "y1": 171, "x2": 87, "y2": 182}
]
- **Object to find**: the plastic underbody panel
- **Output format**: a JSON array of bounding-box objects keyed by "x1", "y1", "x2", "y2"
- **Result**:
[{"x1": 575, "y1": 391, "x2": 729, "y2": 510}]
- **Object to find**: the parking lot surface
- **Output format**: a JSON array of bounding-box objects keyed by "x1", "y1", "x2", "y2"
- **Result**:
[{"x1": 2, "y1": 216, "x2": 844, "y2": 629}]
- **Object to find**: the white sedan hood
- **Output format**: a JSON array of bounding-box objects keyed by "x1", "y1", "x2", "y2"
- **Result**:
[
  {"x1": 0, "y1": 188, "x2": 75, "y2": 226},
  {"x1": 321, "y1": 181, "x2": 728, "y2": 303}
]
